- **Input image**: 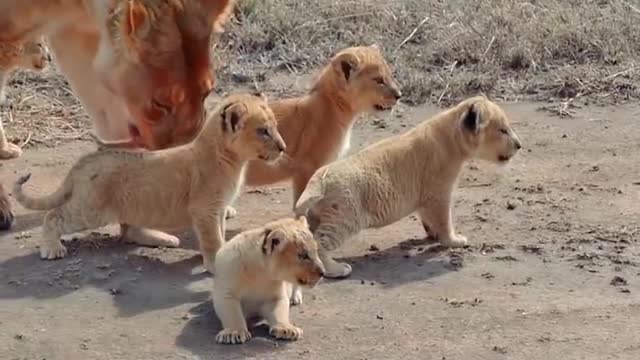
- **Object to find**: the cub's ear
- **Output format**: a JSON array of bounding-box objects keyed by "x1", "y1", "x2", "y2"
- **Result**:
[
  {"x1": 332, "y1": 52, "x2": 360, "y2": 82},
  {"x1": 251, "y1": 90, "x2": 268, "y2": 102},
  {"x1": 369, "y1": 43, "x2": 382, "y2": 52},
  {"x1": 221, "y1": 102, "x2": 247, "y2": 134},
  {"x1": 296, "y1": 215, "x2": 309, "y2": 228},
  {"x1": 262, "y1": 228, "x2": 287, "y2": 255},
  {"x1": 462, "y1": 104, "x2": 483, "y2": 133},
  {"x1": 124, "y1": 0, "x2": 151, "y2": 38}
]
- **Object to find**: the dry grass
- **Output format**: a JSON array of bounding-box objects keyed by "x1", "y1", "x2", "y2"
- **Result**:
[
  {"x1": 2, "y1": 0, "x2": 640, "y2": 146},
  {"x1": 215, "y1": 0, "x2": 640, "y2": 105}
]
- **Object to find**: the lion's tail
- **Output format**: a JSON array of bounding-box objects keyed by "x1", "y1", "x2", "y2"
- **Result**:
[{"x1": 13, "y1": 173, "x2": 73, "y2": 211}]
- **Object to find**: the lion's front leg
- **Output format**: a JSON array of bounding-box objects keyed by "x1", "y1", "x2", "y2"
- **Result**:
[
  {"x1": 213, "y1": 291, "x2": 251, "y2": 345},
  {"x1": 192, "y1": 212, "x2": 225, "y2": 273},
  {"x1": 262, "y1": 285, "x2": 303, "y2": 341},
  {"x1": 418, "y1": 198, "x2": 467, "y2": 248}
]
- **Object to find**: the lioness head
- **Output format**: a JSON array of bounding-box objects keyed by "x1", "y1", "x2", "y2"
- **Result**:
[
  {"x1": 214, "y1": 92, "x2": 286, "y2": 162},
  {"x1": 315, "y1": 44, "x2": 402, "y2": 113},
  {"x1": 21, "y1": 39, "x2": 51, "y2": 71},
  {"x1": 459, "y1": 95, "x2": 522, "y2": 163},
  {"x1": 96, "y1": 0, "x2": 235, "y2": 150},
  {"x1": 262, "y1": 216, "x2": 325, "y2": 288}
]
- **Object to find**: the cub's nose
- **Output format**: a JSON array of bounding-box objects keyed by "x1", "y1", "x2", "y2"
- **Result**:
[{"x1": 277, "y1": 142, "x2": 286, "y2": 153}]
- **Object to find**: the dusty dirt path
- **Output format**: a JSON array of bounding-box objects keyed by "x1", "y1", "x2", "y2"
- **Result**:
[{"x1": 1, "y1": 101, "x2": 639, "y2": 360}]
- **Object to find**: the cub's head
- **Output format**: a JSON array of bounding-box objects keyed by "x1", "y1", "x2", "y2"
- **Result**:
[
  {"x1": 261, "y1": 216, "x2": 325, "y2": 288},
  {"x1": 316, "y1": 44, "x2": 402, "y2": 113},
  {"x1": 459, "y1": 95, "x2": 522, "y2": 163},
  {"x1": 213, "y1": 92, "x2": 286, "y2": 162},
  {"x1": 20, "y1": 38, "x2": 51, "y2": 71},
  {"x1": 96, "y1": 0, "x2": 236, "y2": 150}
]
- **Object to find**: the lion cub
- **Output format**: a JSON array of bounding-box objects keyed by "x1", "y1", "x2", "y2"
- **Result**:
[
  {"x1": 219, "y1": 45, "x2": 400, "y2": 215},
  {"x1": 0, "y1": 184, "x2": 13, "y2": 231},
  {"x1": 1, "y1": 38, "x2": 51, "y2": 159},
  {"x1": 13, "y1": 92, "x2": 286, "y2": 272},
  {"x1": 295, "y1": 95, "x2": 522, "y2": 278},
  {"x1": 213, "y1": 216, "x2": 325, "y2": 345}
]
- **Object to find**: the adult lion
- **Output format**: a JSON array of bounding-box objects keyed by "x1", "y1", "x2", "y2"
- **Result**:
[{"x1": 0, "y1": 0, "x2": 235, "y2": 238}]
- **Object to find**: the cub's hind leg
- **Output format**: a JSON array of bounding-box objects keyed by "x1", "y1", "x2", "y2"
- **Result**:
[
  {"x1": 39, "y1": 206, "x2": 107, "y2": 260},
  {"x1": 306, "y1": 195, "x2": 361, "y2": 278}
]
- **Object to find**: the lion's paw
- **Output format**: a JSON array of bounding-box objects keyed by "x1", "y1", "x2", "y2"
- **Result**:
[
  {"x1": 290, "y1": 286, "x2": 303, "y2": 306},
  {"x1": 0, "y1": 143, "x2": 22, "y2": 159},
  {"x1": 39, "y1": 242, "x2": 68, "y2": 260},
  {"x1": 324, "y1": 261, "x2": 352, "y2": 278},
  {"x1": 215, "y1": 328, "x2": 252, "y2": 345},
  {"x1": 269, "y1": 324, "x2": 303, "y2": 341},
  {"x1": 441, "y1": 234, "x2": 468, "y2": 248}
]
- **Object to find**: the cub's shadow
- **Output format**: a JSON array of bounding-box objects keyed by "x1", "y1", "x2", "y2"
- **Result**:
[
  {"x1": 333, "y1": 237, "x2": 461, "y2": 287},
  {"x1": 0, "y1": 226, "x2": 243, "y2": 318},
  {"x1": 175, "y1": 301, "x2": 290, "y2": 358}
]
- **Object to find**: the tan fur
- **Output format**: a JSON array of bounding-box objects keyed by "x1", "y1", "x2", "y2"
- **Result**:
[
  {"x1": 0, "y1": 183, "x2": 13, "y2": 231},
  {"x1": 212, "y1": 216, "x2": 325, "y2": 345},
  {"x1": 294, "y1": 95, "x2": 523, "y2": 278},
  {"x1": 12, "y1": 93, "x2": 286, "y2": 273},
  {"x1": 229, "y1": 45, "x2": 401, "y2": 215},
  {"x1": 0, "y1": 37, "x2": 51, "y2": 159},
  {"x1": 0, "y1": 0, "x2": 236, "y2": 150}
]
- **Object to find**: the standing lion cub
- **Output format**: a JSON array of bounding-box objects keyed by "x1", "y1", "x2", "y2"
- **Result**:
[
  {"x1": 213, "y1": 216, "x2": 325, "y2": 345},
  {"x1": 13, "y1": 92, "x2": 286, "y2": 272},
  {"x1": 295, "y1": 95, "x2": 522, "y2": 278}
]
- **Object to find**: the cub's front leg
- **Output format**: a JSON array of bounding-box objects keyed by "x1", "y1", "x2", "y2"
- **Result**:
[
  {"x1": 213, "y1": 291, "x2": 252, "y2": 345},
  {"x1": 262, "y1": 285, "x2": 303, "y2": 341},
  {"x1": 192, "y1": 210, "x2": 226, "y2": 273},
  {"x1": 418, "y1": 196, "x2": 467, "y2": 248}
]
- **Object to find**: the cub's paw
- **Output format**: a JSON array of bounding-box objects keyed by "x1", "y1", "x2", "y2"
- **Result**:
[
  {"x1": 441, "y1": 234, "x2": 468, "y2": 248},
  {"x1": 290, "y1": 286, "x2": 303, "y2": 306},
  {"x1": 39, "y1": 242, "x2": 68, "y2": 260},
  {"x1": 202, "y1": 254, "x2": 216, "y2": 275},
  {"x1": 324, "y1": 261, "x2": 352, "y2": 278},
  {"x1": 224, "y1": 206, "x2": 237, "y2": 220},
  {"x1": 269, "y1": 324, "x2": 303, "y2": 341},
  {"x1": 215, "y1": 328, "x2": 252, "y2": 345},
  {"x1": 0, "y1": 143, "x2": 22, "y2": 159}
]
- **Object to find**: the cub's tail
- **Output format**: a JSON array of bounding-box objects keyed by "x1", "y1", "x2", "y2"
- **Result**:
[{"x1": 13, "y1": 173, "x2": 73, "y2": 211}]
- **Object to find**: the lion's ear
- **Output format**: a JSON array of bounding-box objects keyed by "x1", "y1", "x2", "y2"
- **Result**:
[
  {"x1": 296, "y1": 215, "x2": 309, "y2": 228},
  {"x1": 198, "y1": 0, "x2": 236, "y2": 33},
  {"x1": 262, "y1": 228, "x2": 287, "y2": 255},
  {"x1": 332, "y1": 52, "x2": 360, "y2": 82},
  {"x1": 462, "y1": 104, "x2": 483, "y2": 133},
  {"x1": 221, "y1": 102, "x2": 247, "y2": 134},
  {"x1": 124, "y1": 0, "x2": 151, "y2": 38}
]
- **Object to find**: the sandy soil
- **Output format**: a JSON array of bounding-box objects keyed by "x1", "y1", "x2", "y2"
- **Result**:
[{"x1": 1, "y1": 101, "x2": 640, "y2": 360}]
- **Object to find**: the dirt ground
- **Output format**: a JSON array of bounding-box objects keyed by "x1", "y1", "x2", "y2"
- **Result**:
[{"x1": 1, "y1": 98, "x2": 640, "y2": 360}]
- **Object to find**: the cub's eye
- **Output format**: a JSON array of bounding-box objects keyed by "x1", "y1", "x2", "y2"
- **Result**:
[
  {"x1": 257, "y1": 127, "x2": 270, "y2": 138},
  {"x1": 298, "y1": 250, "x2": 310, "y2": 261},
  {"x1": 500, "y1": 128, "x2": 509, "y2": 135},
  {"x1": 373, "y1": 77, "x2": 385, "y2": 85},
  {"x1": 151, "y1": 99, "x2": 171, "y2": 114}
]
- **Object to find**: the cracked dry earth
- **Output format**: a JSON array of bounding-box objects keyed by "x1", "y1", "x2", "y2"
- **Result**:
[{"x1": 1, "y1": 101, "x2": 640, "y2": 360}]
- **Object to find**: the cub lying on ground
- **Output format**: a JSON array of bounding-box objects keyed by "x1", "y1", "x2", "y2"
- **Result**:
[
  {"x1": 213, "y1": 216, "x2": 324, "y2": 345},
  {"x1": 13, "y1": 92, "x2": 285, "y2": 273},
  {"x1": 295, "y1": 95, "x2": 522, "y2": 278}
]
